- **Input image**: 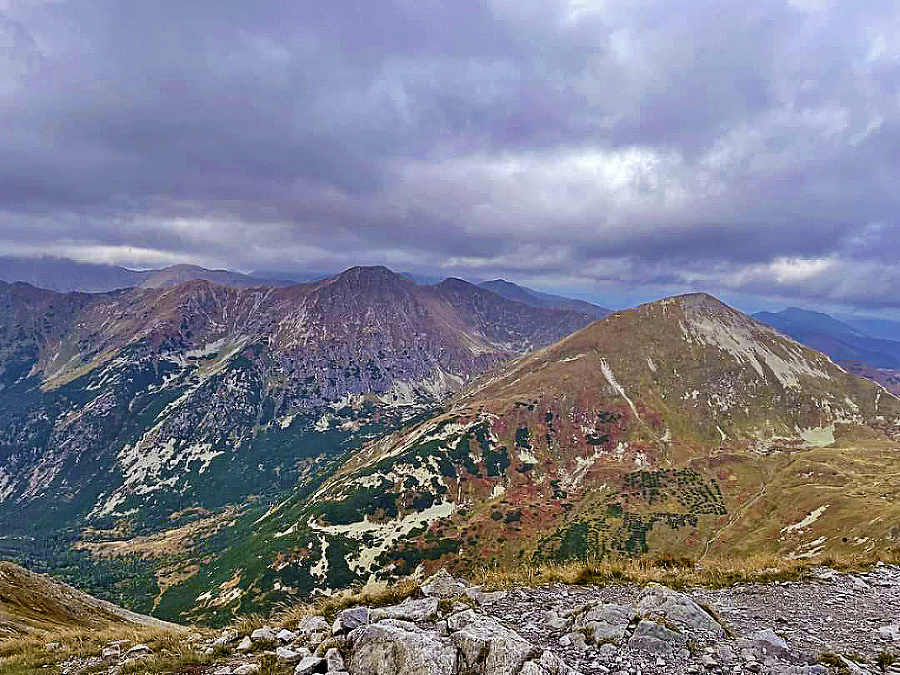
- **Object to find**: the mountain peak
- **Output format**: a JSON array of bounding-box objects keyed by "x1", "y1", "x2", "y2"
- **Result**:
[
  {"x1": 626, "y1": 292, "x2": 734, "y2": 318},
  {"x1": 670, "y1": 291, "x2": 728, "y2": 307},
  {"x1": 333, "y1": 265, "x2": 401, "y2": 281},
  {"x1": 437, "y1": 277, "x2": 479, "y2": 292}
]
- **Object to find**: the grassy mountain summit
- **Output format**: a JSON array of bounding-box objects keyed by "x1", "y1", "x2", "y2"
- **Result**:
[{"x1": 469, "y1": 292, "x2": 898, "y2": 443}]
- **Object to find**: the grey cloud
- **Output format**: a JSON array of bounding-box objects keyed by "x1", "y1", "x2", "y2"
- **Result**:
[{"x1": 0, "y1": 0, "x2": 899, "y2": 309}]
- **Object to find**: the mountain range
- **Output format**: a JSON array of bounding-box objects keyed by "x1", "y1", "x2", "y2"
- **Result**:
[
  {"x1": 0, "y1": 266, "x2": 598, "y2": 531},
  {"x1": 2, "y1": 265, "x2": 900, "y2": 626},
  {"x1": 0, "y1": 256, "x2": 611, "y2": 320},
  {"x1": 477, "y1": 279, "x2": 610, "y2": 318},
  {"x1": 753, "y1": 307, "x2": 900, "y2": 393},
  {"x1": 0, "y1": 257, "x2": 300, "y2": 293}
]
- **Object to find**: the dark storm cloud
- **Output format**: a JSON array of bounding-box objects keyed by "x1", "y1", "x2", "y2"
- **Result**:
[{"x1": 1, "y1": 0, "x2": 899, "y2": 308}]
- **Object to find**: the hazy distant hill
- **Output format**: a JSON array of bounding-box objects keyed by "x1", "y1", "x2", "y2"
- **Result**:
[
  {"x1": 838, "y1": 315, "x2": 900, "y2": 341},
  {"x1": 478, "y1": 279, "x2": 609, "y2": 318},
  {"x1": 0, "y1": 256, "x2": 292, "y2": 293},
  {"x1": 0, "y1": 256, "x2": 143, "y2": 293},
  {"x1": 753, "y1": 307, "x2": 864, "y2": 337},
  {"x1": 754, "y1": 307, "x2": 900, "y2": 369},
  {"x1": 137, "y1": 264, "x2": 292, "y2": 289}
]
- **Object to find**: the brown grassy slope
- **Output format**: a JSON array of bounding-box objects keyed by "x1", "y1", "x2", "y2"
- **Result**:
[
  {"x1": 0, "y1": 562, "x2": 180, "y2": 639},
  {"x1": 463, "y1": 293, "x2": 900, "y2": 443}
]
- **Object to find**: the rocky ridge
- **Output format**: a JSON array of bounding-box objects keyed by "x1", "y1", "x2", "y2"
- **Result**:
[
  {"x1": 0, "y1": 267, "x2": 596, "y2": 617},
  {"x1": 39, "y1": 567, "x2": 900, "y2": 675}
]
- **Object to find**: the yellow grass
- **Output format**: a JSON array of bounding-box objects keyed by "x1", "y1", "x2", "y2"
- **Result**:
[
  {"x1": 260, "y1": 549, "x2": 900, "y2": 633},
  {"x1": 471, "y1": 549, "x2": 900, "y2": 591},
  {"x1": 273, "y1": 578, "x2": 423, "y2": 627},
  {"x1": 0, "y1": 625, "x2": 203, "y2": 675}
]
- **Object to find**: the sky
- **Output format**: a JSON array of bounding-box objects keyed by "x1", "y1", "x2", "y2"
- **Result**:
[{"x1": 1, "y1": 0, "x2": 899, "y2": 313}]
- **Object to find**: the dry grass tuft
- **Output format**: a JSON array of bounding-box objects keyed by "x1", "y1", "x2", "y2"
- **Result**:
[
  {"x1": 471, "y1": 548, "x2": 900, "y2": 592},
  {"x1": 273, "y1": 578, "x2": 422, "y2": 627},
  {"x1": 231, "y1": 613, "x2": 267, "y2": 637},
  {"x1": 0, "y1": 625, "x2": 203, "y2": 675}
]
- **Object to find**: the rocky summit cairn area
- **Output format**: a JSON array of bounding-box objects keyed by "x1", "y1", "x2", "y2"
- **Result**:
[{"x1": 18, "y1": 565, "x2": 900, "y2": 675}]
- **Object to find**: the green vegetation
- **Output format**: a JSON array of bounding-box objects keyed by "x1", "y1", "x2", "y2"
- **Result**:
[
  {"x1": 877, "y1": 651, "x2": 897, "y2": 672},
  {"x1": 534, "y1": 468, "x2": 726, "y2": 562},
  {"x1": 0, "y1": 627, "x2": 205, "y2": 675}
]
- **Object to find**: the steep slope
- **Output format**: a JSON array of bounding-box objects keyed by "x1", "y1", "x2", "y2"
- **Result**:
[
  {"x1": 180, "y1": 293, "x2": 900, "y2": 623},
  {"x1": 840, "y1": 361, "x2": 900, "y2": 395},
  {"x1": 478, "y1": 279, "x2": 609, "y2": 318},
  {"x1": 0, "y1": 561, "x2": 178, "y2": 638},
  {"x1": 0, "y1": 268, "x2": 593, "y2": 573}
]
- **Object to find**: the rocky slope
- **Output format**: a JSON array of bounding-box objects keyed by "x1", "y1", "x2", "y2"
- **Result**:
[
  {"x1": 0, "y1": 561, "x2": 178, "y2": 638},
  {"x1": 17, "y1": 567, "x2": 900, "y2": 675}
]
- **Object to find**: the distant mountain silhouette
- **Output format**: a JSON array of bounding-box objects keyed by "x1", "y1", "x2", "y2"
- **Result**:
[
  {"x1": 0, "y1": 256, "x2": 293, "y2": 293},
  {"x1": 478, "y1": 279, "x2": 609, "y2": 318},
  {"x1": 754, "y1": 307, "x2": 900, "y2": 369}
]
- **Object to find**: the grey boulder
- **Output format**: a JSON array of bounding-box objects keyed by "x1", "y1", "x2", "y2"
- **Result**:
[
  {"x1": 371, "y1": 597, "x2": 440, "y2": 623},
  {"x1": 636, "y1": 585, "x2": 724, "y2": 638},
  {"x1": 421, "y1": 570, "x2": 469, "y2": 599},
  {"x1": 348, "y1": 619, "x2": 456, "y2": 675},
  {"x1": 627, "y1": 619, "x2": 688, "y2": 655},
  {"x1": 573, "y1": 603, "x2": 636, "y2": 643}
]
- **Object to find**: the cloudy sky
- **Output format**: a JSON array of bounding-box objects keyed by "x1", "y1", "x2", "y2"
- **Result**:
[{"x1": 1, "y1": 0, "x2": 899, "y2": 312}]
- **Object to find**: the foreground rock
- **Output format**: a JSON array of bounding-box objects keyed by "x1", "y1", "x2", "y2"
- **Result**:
[{"x1": 32, "y1": 566, "x2": 900, "y2": 675}]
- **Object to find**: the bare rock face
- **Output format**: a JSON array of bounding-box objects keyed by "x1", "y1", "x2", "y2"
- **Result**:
[
  {"x1": 371, "y1": 597, "x2": 440, "y2": 623},
  {"x1": 421, "y1": 570, "x2": 471, "y2": 600},
  {"x1": 627, "y1": 619, "x2": 688, "y2": 655},
  {"x1": 344, "y1": 606, "x2": 581, "y2": 675},
  {"x1": 573, "y1": 603, "x2": 636, "y2": 644},
  {"x1": 636, "y1": 585, "x2": 725, "y2": 638},
  {"x1": 447, "y1": 609, "x2": 539, "y2": 674},
  {"x1": 348, "y1": 619, "x2": 457, "y2": 675},
  {"x1": 333, "y1": 607, "x2": 371, "y2": 634}
]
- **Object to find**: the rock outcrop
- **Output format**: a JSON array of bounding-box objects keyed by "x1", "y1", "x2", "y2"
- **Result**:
[{"x1": 30, "y1": 566, "x2": 900, "y2": 675}]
